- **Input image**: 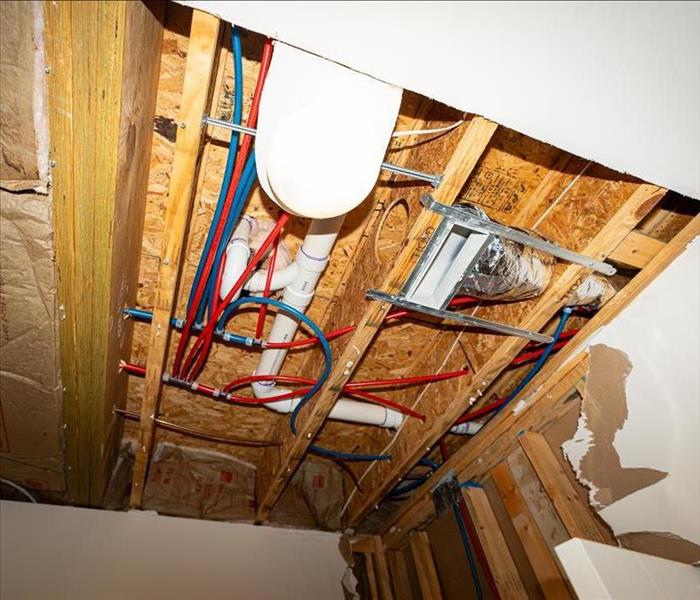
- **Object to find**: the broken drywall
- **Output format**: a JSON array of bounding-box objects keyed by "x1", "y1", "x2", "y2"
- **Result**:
[
  {"x1": 563, "y1": 344, "x2": 667, "y2": 509},
  {"x1": 563, "y1": 237, "x2": 700, "y2": 550},
  {"x1": 0, "y1": 190, "x2": 64, "y2": 491}
]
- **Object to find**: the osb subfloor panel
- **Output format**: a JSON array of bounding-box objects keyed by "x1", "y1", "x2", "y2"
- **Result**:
[
  {"x1": 125, "y1": 7, "x2": 462, "y2": 471},
  {"x1": 126, "y1": 5, "x2": 683, "y2": 521}
]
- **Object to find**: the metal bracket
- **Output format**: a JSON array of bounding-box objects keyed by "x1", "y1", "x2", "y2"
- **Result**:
[
  {"x1": 367, "y1": 290, "x2": 553, "y2": 344},
  {"x1": 368, "y1": 194, "x2": 616, "y2": 343},
  {"x1": 421, "y1": 195, "x2": 616, "y2": 276}
]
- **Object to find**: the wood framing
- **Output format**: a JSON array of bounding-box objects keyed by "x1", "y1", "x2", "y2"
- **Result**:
[
  {"x1": 45, "y1": 0, "x2": 163, "y2": 504},
  {"x1": 608, "y1": 230, "x2": 666, "y2": 269},
  {"x1": 491, "y1": 462, "x2": 572, "y2": 599},
  {"x1": 254, "y1": 117, "x2": 499, "y2": 522},
  {"x1": 382, "y1": 213, "x2": 698, "y2": 549},
  {"x1": 519, "y1": 432, "x2": 611, "y2": 543},
  {"x1": 409, "y1": 531, "x2": 443, "y2": 600},
  {"x1": 462, "y1": 487, "x2": 528, "y2": 599},
  {"x1": 347, "y1": 183, "x2": 665, "y2": 526},
  {"x1": 129, "y1": 9, "x2": 220, "y2": 507},
  {"x1": 351, "y1": 535, "x2": 394, "y2": 600}
]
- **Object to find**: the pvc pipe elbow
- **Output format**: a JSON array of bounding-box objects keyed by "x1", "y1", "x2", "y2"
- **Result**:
[
  {"x1": 244, "y1": 262, "x2": 298, "y2": 293},
  {"x1": 220, "y1": 218, "x2": 253, "y2": 300}
]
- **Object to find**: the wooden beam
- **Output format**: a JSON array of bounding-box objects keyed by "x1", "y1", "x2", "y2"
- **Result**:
[
  {"x1": 45, "y1": 0, "x2": 163, "y2": 504},
  {"x1": 129, "y1": 9, "x2": 220, "y2": 507},
  {"x1": 609, "y1": 230, "x2": 666, "y2": 269},
  {"x1": 388, "y1": 548, "x2": 414, "y2": 600},
  {"x1": 519, "y1": 432, "x2": 612, "y2": 543},
  {"x1": 409, "y1": 531, "x2": 443, "y2": 600},
  {"x1": 349, "y1": 183, "x2": 665, "y2": 526},
  {"x1": 462, "y1": 487, "x2": 528, "y2": 600},
  {"x1": 366, "y1": 551, "x2": 380, "y2": 600},
  {"x1": 372, "y1": 536, "x2": 395, "y2": 600},
  {"x1": 254, "y1": 116, "x2": 498, "y2": 522},
  {"x1": 382, "y1": 209, "x2": 697, "y2": 549},
  {"x1": 491, "y1": 463, "x2": 571, "y2": 599}
]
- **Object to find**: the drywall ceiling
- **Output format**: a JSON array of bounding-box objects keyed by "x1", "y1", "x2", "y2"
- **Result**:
[{"x1": 178, "y1": 1, "x2": 700, "y2": 200}]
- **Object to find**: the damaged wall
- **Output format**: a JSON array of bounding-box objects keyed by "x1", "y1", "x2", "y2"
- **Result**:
[
  {"x1": 563, "y1": 237, "x2": 700, "y2": 556},
  {"x1": 0, "y1": 1, "x2": 63, "y2": 492}
]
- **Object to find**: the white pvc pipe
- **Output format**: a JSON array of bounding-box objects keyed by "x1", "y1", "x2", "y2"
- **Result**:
[
  {"x1": 264, "y1": 396, "x2": 404, "y2": 429},
  {"x1": 219, "y1": 216, "x2": 254, "y2": 301},
  {"x1": 244, "y1": 262, "x2": 298, "y2": 293},
  {"x1": 252, "y1": 215, "x2": 345, "y2": 394}
]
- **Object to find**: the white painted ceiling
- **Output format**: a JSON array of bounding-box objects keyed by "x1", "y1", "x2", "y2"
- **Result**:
[{"x1": 179, "y1": 1, "x2": 700, "y2": 199}]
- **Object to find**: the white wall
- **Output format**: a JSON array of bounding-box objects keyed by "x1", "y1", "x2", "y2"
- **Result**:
[
  {"x1": 179, "y1": 1, "x2": 700, "y2": 200},
  {"x1": 564, "y1": 237, "x2": 700, "y2": 547},
  {"x1": 556, "y1": 538, "x2": 700, "y2": 599},
  {"x1": 0, "y1": 501, "x2": 347, "y2": 600}
]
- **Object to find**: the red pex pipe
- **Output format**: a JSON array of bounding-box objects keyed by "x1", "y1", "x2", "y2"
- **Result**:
[
  {"x1": 182, "y1": 214, "x2": 290, "y2": 380},
  {"x1": 174, "y1": 39, "x2": 274, "y2": 379}
]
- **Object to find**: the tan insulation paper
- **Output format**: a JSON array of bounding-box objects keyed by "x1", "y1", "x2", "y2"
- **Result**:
[
  {"x1": 0, "y1": 190, "x2": 64, "y2": 491},
  {"x1": 0, "y1": 1, "x2": 49, "y2": 191}
]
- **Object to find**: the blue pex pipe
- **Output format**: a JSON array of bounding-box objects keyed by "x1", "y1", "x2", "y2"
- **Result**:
[
  {"x1": 216, "y1": 296, "x2": 391, "y2": 462},
  {"x1": 205, "y1": 153, "x2": 257, "y2": 319},
  {"x1": 495, "y1": 307, "x2": 574, "y2": 416},
  {"x1": 189, "y1": 27, "x2": 244, "y2": 322}
]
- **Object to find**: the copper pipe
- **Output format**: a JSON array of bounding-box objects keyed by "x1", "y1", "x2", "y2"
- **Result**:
[{"x1": 114, "y1": 408, "x2": 280, "y2": 447}]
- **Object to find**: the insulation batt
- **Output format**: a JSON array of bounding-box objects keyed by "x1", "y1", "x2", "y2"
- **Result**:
[
  {"x1": 460, "y1": 204, "x2": 555, "y2": 301},
  {"x1": 565, "y1": 274, "x2": 617, "y2": 308}
]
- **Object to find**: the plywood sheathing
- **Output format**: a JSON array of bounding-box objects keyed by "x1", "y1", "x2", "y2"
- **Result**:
[{"x1": 126, "y1": 6, "x2": 463, "y2": 481}]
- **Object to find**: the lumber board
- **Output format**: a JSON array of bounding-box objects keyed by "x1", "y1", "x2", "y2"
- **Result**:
[
  {"x1": 366, "y1": 551, "x2": 380, "y2": 600},
  {"x1": 409, "y1": 531, "x2": 443, "y2": 600},
  {"x1": 519, "y1": 433, "x2": 613, "y2": 544},
  {"x1": 45, "y1": 0, "x2": 163, "y2": 504},
  {"x1": 491, "y1": 463, "x2": 571, "y2": 599},
  {"x1": 254, "y1": 116, "x2": 498, "y2": 522},
  {"x1": 373, "y1": 536, "x2": 395, "y2": 600},
  {"x1": 346, "y1": 183, "x2": 664, "y2": 526},
  {"x1": 608, "y1": 230, "x2": 666, "y2": 269},
  {"x1": 388, "y1": 548, "x2": 415, "y2": 600},
  {"x1": 130, "y1": 9, "x2": 220, "y2": 507},
  {"x1": 462, "y1": 487, "x2": 528, "y2": 600},
  {"x1": 381, "y1": 210, "x2": 697, "y2": 548}
]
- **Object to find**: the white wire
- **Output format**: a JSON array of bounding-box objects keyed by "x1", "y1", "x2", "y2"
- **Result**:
[
  {"x1": 392, "y1": 120, "x2": 464, "y2": 138},
  {"x1": 0, "y1": 477, "x2": 37, "y2": 503}
]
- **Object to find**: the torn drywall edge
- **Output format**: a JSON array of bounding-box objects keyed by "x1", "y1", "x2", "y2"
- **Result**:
[
  {"x1": 562, "y1": 238, "x2": 700, "y2": 547},
  {"x1": 561, "y1": 411, "x2": 600, "y2": 507}
]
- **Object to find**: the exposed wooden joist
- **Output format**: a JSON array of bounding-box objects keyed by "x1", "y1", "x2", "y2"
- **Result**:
[
  {"x1": 347, "y1": 183, "x2": 665, "y2": 526},
  {"x1": 519, "y1": 432, "x2": 612, "y2": 543},
  {"x1": 409, "y1": 531, "x2": 443, "y2": 600},
  {"x1": 45, "y1": 0, "x2": 163, "y2": 504},
  {"x1": 491, "y1": 462, "x2": 572, "y2": 599},
  {"x1": 254, "y1": 116, "x2": 499, "y2": 522},
  {"x1": 382, "y1": 211, "x2": 698, "y2": 549},
  {"x1": 129, "y1": 9, "x2": 220, "y2": 507},
  {"x1": 372, "y1": 536, "x2": 395, "y2": 600},
  {"x1": 462, "y1": 487, "x2": 528, "y2": 600},
  {"x1": 609, "y1": 230, "x2": 666, "y2": 269}
]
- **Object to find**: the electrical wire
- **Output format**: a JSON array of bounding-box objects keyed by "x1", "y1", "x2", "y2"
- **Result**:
[
  {"x1": 0, "y1": 478, "x2": 37, "y2": 503},
  {"x1": 391, "y1": 120, "x2": 464, "y2": 138}
]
